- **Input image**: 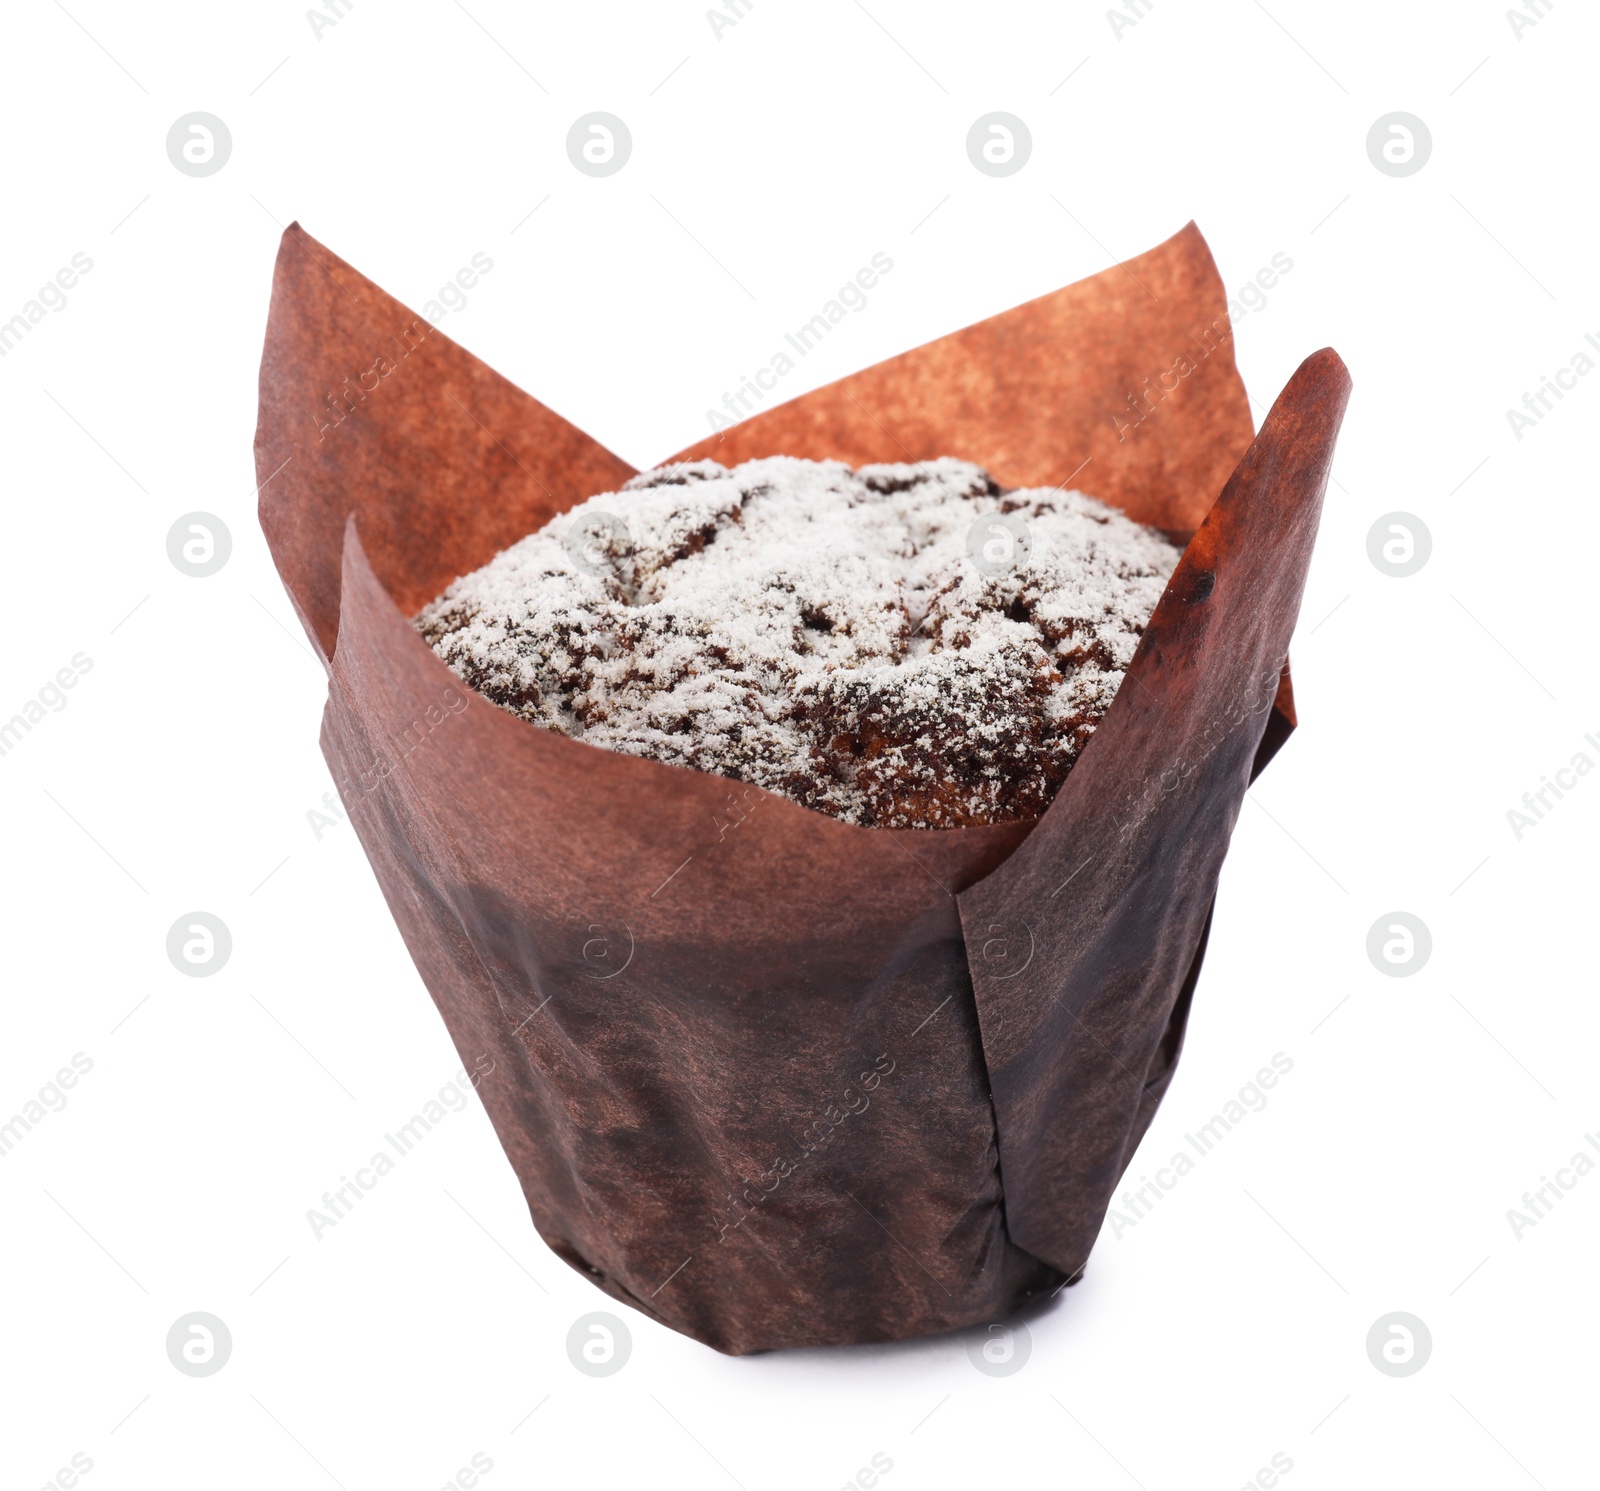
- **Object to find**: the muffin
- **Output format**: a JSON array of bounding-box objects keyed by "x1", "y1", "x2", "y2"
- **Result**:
[{"x1": 415, "y1": 456, "x2": 1180, "y2": 828}]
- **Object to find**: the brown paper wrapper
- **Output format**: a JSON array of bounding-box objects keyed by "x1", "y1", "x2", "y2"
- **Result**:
[{"x1": 257, "y1": 223, "x2": 1349, "y2": 1353}]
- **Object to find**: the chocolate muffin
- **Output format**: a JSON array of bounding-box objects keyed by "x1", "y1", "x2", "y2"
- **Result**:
[{"x1": 414, "y1": 457, "x2": 1180, "y2": 828}]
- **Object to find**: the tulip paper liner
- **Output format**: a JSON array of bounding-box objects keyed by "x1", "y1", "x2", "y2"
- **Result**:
[{"x1": 257, "y1": 222, "x2": 1350, "y2": 1354}]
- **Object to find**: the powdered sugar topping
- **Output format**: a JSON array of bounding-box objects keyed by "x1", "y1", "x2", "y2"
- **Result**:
[{"x1": 415, "y1": 457, "x2": 1179, "y2": 828}]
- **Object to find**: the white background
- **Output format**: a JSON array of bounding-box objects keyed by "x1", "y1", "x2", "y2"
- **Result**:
[{"x1": 2, "y1": 2, "x2": 1596, "y2": 1488}]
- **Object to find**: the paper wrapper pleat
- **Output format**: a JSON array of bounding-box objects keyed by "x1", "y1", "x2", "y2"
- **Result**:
[{"x1": 257, "y1": 223, "x2": 1349, "y2": 1353}]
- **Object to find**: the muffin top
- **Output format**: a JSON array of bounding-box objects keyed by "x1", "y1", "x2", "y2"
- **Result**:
[{"x1": 415, "y1": 456, "x2": 1180, "y2": 828}]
